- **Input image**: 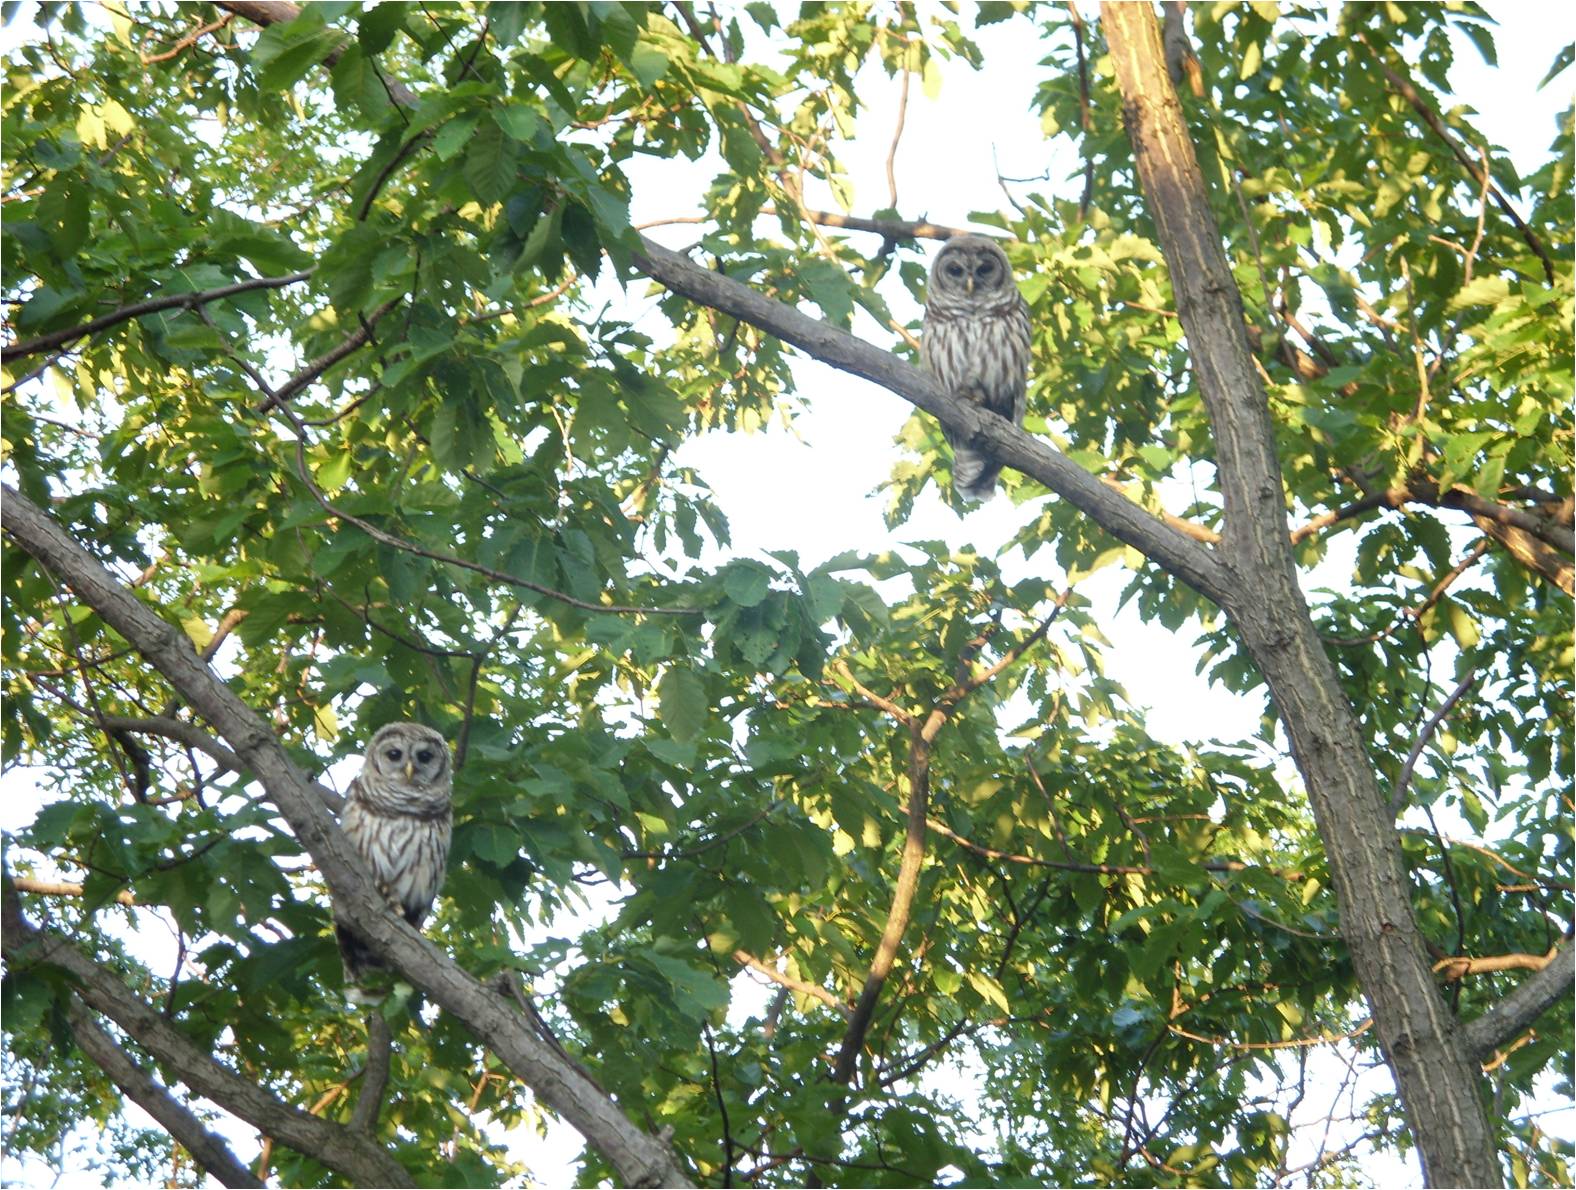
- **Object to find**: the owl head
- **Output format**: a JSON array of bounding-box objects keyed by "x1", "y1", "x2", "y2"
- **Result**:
[
  {"x1": 363, "y1": 722, "x2": 450, "y2": 791},
  {"x1": 928, "y1": 235, "x2": 1014, "y2": 301}
]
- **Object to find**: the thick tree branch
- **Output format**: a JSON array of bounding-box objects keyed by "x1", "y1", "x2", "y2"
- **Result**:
[
  {"x1": 65, "y1": 999, "x2": 263, "y2": 1189},
  {"x1": 1101, "y1": 7, "x2": 1500, "y2": 1185},
  {"x1": 1462, "y1": 946, "x2": 1574, "y2": 1063},
  {"x1": 2, "y1": 272, "x2": 311, "y2": 365},
  {"x1": 3, "y1": 880, "x2": 412, "y2": 1187},
  {"x1": 632, "y1": 238, "x2": 1229, "y2": 603},
  {"x1": 0, "y1": 485, "x2": 693, "y2": 1189}
]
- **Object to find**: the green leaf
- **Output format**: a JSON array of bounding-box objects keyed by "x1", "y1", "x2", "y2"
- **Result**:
[
  {"x1": 657, "y1": 666, "x2": 707, "y2": 743},
  {"x1": 724, "y1": 561, "x2": 772, "y2": 608},
  {"x1": 1448, "y1": 276, "x2": 1511, "y2": 310}
]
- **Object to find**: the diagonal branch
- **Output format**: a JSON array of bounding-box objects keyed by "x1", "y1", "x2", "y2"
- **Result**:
[
  {"x1": 65, "y1": 998, "x2": 263, "y2": 1189},
  {"x1": 1461, "y1": 945, "x2": 1574, "y2": 1063},
  {"x1": 1355, "y1": 32, "x2": 1555, "y2": 286},
  {"x1": 0, "y1": 484, "x2": 693, "y2": 1189},
  {"x1": 4, "y1": 880, "x2": 412, "y2": 1187},
  {"x1": 1389, "y1": 666, "x2": 1480, "y2": 816},
  {"x1": 631, "y1": 238, "x2": 1229, "y2": 603},
  {"x1": 95, "y1": 713, "x2": 344, "y2": 813},
  {"x1": 733, "y1": 951, "x2": 850, "y2": 1018}
]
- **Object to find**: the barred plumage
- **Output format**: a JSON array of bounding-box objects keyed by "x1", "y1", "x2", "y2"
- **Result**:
[
  {"x1": 335, "y1": 722, "x2": 453, "y2": 1005},
  {"x1": 921, "y1": 235, "x2": 1032, "y2": 501}
]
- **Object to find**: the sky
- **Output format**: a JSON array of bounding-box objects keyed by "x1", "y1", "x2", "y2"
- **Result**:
[{"x1": 1, "y1": 1, "x2": 1572, "y2": 1186}]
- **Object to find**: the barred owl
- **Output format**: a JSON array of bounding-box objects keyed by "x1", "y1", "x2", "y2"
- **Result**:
[
  {"x1": 921, "y1": 234, "x2": 1032, "y2": 501},
  {"x1": 335, "y1": 721, "x2": 453, "y2": 1005}
]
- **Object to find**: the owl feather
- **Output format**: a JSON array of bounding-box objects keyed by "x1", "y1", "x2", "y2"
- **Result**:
[
  {"x1": 335, "y1": 721, "x2": 453, "y2": 1006},
  {"x1": 921, "y1": 235, "x2": 1033, "y2": 502}
]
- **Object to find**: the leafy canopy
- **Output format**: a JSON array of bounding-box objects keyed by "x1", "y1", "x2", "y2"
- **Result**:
[{"x1": 2, "y1": 2, "x2": 1570, "y2": 1187}]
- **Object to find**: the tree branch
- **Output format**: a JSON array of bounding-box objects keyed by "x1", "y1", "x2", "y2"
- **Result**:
[
  {"x1": 1389, "y1": 667, "x2": 1480, "y2": 816},
  {"x1": 1355, "y1": 32, "x2": 1555, "y2": 286},
  {"x1": 732, "y1": 951, "x2": 850, "y2": 1018},
  {"x1": 1462, "y1": 945, "x2": 1574, "y2": 1063},
  {"x1": 2, "y1": 272, "x2": 311, "y2": 365},
  {"x1": 631, "y1": 237, "x2": 1230, "y2": 603},
  {"x1": 95, "y1": 713, "x2": 344, "y2": 813},
  {"x1": 4, "y1": 879, "x2": 412, "y2": 1187},
  {"x1": 65, "y1": 999, "x2": 263, "y2": 1189},
  {"x1": 0, "y1": 484, "x2": 693, "y2": 1189},
  {"x1": 348, "y1": 1012, "x2": 392, "y2": 1134}
]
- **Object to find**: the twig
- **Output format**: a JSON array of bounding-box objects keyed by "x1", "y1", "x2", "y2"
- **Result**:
[
  {"x1": 2, "y1": 272, "x2": 311, "y2": 364},
  {"x1": 254, "y1": 296, "x2": 404, "y2": 413},
  {"x1": 275, "y1": 413, "x2": 697, "y2": 617},
  {"x1": 141, "y1": 12, "x2": 233, "y2": 63},
  {"x1": 1355, "y1": 33, "x2": 1555, "y2": 286},
  {"x1": 10, "y1": 878, "x2": 136, "y2": 907},
  {"x1": 1390, "y1": 667, "x2": 1479, "y2": 816},
  {"x1": 732, "y1": 951, "x2": 849, "y2": 1017}
]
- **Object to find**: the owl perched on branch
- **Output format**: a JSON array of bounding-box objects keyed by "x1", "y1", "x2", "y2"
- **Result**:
[
  {"x1": 335, "y1": 722, "x2": 453, "y2": 1006},
  {"x1": 921, "y1": 234, "x2": 1033, "y2": 502}
]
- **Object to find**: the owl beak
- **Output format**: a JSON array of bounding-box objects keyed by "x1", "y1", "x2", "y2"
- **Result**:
[
  {"x1": 404, "y1": 761, "x2": 414, "y2": 780},
  {"x1": 965, "y1": 276, "x2": 974, "y2": 295}
]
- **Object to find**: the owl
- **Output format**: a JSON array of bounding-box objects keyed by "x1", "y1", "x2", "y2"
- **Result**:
[
  {"x1": 921, "y1": 234, "x2": 1032, "y2": 501},
  {"x1": 335, "y1": 721, "x2": 453, "y2": 1005}
]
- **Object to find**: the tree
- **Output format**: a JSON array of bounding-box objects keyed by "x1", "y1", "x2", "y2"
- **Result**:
[{"x1": 2, "y1": 2, "x2": 1570, "y2": 1186}]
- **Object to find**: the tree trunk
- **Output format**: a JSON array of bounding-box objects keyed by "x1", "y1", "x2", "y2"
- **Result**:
[{"x1": 1100, "y1": 6, "x2": 1501, "y2": 1186}]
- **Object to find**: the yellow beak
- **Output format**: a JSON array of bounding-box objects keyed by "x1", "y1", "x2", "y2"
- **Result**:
[
  {"x1": 965, "y1": 276, "x2": 974, "y2": 295},
  {"x1": 404, "y1": 761, "x2": 414, "y2": 780}
]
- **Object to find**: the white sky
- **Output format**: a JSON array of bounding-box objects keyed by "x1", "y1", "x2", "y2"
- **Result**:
[{"x1": 2, "y1": 1, "x2": 1571, "y2": 1187}]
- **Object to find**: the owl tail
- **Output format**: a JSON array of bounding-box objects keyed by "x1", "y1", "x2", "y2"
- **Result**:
[
  {"x1": 336, "y1": 925, "x2": 390, "y2": 1007},
  {"x1": 952, "y1": 447, "x2": 1002, "y2": 502}
]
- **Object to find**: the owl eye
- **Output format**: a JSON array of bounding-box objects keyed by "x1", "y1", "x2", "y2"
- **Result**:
[
  {"x1": 976, "y1": 260, "x2": 996, "y2": 276},
  {"x1": 415, "y1": 749, "x2": 434, "y2": 765},
  {"x1": 944, "y1": 261, "x2": 965, "y2": 278},
  {"x1": 385, "y1": 747, "x2": 403, "y2": 762}
]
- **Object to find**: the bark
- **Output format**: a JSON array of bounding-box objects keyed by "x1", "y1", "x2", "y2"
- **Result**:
[
  {"x1": 4, "y1": 882, "x2": 411, "y2": 1187},
  {"x1": 64, "y1": 999, "x2": 263, "y2": 1189},
  {"x1": 1462, "y1": 945, "x2": 1575, "y2": 1063},
  {"x1": 0, "y1": 485, "x2": 694, "y2": 1189},
  {"x1": 1100, "y1": 6, "x2": 1501, "y2": 1185}
]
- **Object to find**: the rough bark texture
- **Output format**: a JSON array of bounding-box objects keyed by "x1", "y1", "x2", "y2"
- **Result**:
[
  {"x1": 4, "y1": 882, "x2": 411, "y2": 1187},
  {"x1": 0, "y1": 486, "x2": 695, "y2": 1190},
  {"x1": 64, "y1": 999, "x2": 264, "y2": 1189},
  {"x1": 1099, "y1": 6, "x2": 1501, "y2": 1186}
]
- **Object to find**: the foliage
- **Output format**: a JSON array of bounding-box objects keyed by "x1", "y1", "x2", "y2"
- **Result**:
[{"x1": 2, "y1": 2, "x2": 1569, "y2": 1187}]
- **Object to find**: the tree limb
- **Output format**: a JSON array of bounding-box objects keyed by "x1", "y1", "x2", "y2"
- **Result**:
[
  {"x1": 3, "y1": 879, "x2": 412, "y2": 1187},
  {"x1": 733, "y1": 951, "x2": 850, "y2": 1018},
  {"x1": 0, "y1": 484, "x2": 693, "y2": 1189},
  {"x1": 1462, "y1": 945, "x2": 1574, "y2": 1063},
  {"x1": 65, "y1": 999, "x2": 263, "y2": 1189},
  {"x1": 95, "y1": 713, "x2": 344, "y2": 813},
  {"x1": 2, "y1": 272, "x2": 311, "y2": 365},
  {"x1": 1390, "y1": 667, "x2": 1480, "y2": 816},
  {"x1": 348, "y1": 1012, "x2": 393, "y2": 1134},
  {"x1": 631, "y1": 237, "x2": 1230, "y2": 603}
]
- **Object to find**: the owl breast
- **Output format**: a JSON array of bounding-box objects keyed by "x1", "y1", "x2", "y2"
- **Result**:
[
  {"x1": 922, "y1": 299, "x2": 1032, "y2": 421},
  {"x1": 341, "y1": 797, "x2": 453, "y2": 926}
]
